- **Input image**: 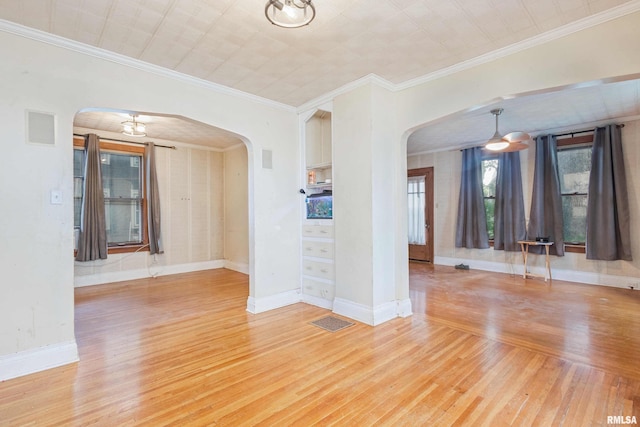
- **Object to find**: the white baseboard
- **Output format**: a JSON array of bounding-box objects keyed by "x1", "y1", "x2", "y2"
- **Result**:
[
  {"x1": 74, "y1": 260, "x2": 225, "y2": 287},
  {"x1": 302, "y1": 293, "x2": 334, "y2": 310},
  {"x1": 0, "y1": 340, "x2": 79, "y2": 381},
  {"x1": 223, "y1": 260, "x2": 250, "y2": 275},
  {"x1": 397, "y1": 298, "x2": 413, "y2": 318},
  {"x1": 435, "y1": 256, "x2": 640, "y2": 290},
  {"x1": 246, "y1": 289, "x2": 301, "y2": 314},
  {"x1": 332, "y1": 298, "x2": 408, "y2": 326}
]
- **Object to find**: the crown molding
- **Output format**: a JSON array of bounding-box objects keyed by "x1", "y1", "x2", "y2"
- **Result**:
[
  {"x1": 396, "y1": 0, "x2": 640, "y2": 91},
  {"x1": 297, "y1": 73, "x2": 396, "y2": 114},
  {"x1": 0, "y1": 19, "x2": 297, "y2": 113}
]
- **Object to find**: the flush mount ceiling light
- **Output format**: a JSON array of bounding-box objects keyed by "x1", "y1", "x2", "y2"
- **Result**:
[
  {"x1": 121, "y1": 114, "x2": 146, "y2": 137},
  {"x1": 484, "y1": 108, "x2": 531, "y2": 152},
  {"x1": 265, "y1": 0, "x2": 315, "y2": 28}
]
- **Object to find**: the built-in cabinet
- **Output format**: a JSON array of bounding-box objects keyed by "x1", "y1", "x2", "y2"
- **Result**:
[
  {"x1": 305, "y1": 110, "x2": 333, "y2": 191},
  {"x1": 301, "y1": 109, "x2": 334, "y2": 308}
]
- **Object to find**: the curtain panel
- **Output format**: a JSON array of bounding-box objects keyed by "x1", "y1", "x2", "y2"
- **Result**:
[
  {"x1": 527, "y1": 135, "x2": 564, "y2": 256},
  {"x1": 455, "y1": 147, "x2": 489, "y2": 249},
  {"x1": 494, "y1": 151, "x2": 526, "y2": 251},
  {"x1": 76, "y1": 133, "x2": 108, "y2": 261},
  {"x1": 146, "y1": 142, "x2": 164, "y2": 255},
  {"x1": 586, "y1": 125, "x2": 632, "y2": 261}
]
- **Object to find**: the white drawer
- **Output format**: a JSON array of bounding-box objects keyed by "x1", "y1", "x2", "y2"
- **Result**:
[
  {"x1": 302, "y1": 225, "x2": 334, "y2": 239},
  {"x1": 302, "y1": 277, "x2": 335, "y2": 300},
  {"x1": 302, "y1": 259, "x2": 335, "y2": 280},
  {"x1": 301, "y1": 240, "x2": 334, "y2": 259}
]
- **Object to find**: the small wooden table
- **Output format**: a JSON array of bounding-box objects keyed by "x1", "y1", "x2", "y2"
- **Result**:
[{"x1": 517, "y1": 240, "x2": 554, "y2": 282}]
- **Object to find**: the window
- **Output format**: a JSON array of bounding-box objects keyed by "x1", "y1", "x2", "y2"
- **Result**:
[
  {"x1": 481, "y1": 157, "x2": 499, "y2": 240},
  {"x1": 557, "y1": 141, "x2": 592, "y2": 246},
  {"x1": 74, "y1": 138, "x2": 147, "y2": 253}
]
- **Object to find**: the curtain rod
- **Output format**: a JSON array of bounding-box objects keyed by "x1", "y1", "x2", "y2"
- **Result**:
[
  {"x1": 73, "y1": 133, "x2": 176, "y2": 150},
  {"x1": 554, "y1": 123, "x2": 624, "y2": 138}
]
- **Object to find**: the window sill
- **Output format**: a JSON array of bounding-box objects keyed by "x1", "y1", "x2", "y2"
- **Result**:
[
  {"x1": 73, "y1": 244, "x2": 149, "y2": 257},
  {"x1": 564, "y1": 244, "x2": 586, "y2": 254},
  {"x1": 108, "y1": 244, "x2": 149, "y2": 255}
]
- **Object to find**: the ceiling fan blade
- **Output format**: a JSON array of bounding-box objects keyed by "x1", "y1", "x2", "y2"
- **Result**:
[
  {"x1": 502, "y1": 131, "x2": 531, "y2": 143},
  {"x1": 500, "y1": 141, "x2": 529, "y2": 152}
]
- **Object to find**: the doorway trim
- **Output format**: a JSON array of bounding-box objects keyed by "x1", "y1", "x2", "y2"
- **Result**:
[{"x1": 408, "y1": 167, "x2": 434, "y2": 263}]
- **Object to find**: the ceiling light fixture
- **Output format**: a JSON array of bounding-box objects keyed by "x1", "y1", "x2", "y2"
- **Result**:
[
  {"x1": 265, "y1": 0, "x2": 315, "y2": 28},
  {"x1": 484, "y1": 108, "x2": 531, "y2": 152},
  {"x1": 121, "y1": 115, "x2": 147, "y2": 137}
]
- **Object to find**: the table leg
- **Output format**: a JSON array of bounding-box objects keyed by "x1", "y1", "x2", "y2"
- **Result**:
[
  {"x1": 520, "y1": 242, "x2": 528, "y2": 279},
  {"x1": 545, "y1": 245, "x2": 551, "y2": 282}
]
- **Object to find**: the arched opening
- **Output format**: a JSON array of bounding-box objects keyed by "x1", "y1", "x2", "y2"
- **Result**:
[
  {"x1": 403, "y1": 76, "x2": 640, "y2": 279},
  {"x1": 72, "y1": 108, "x2": 253, "y2": 291}
]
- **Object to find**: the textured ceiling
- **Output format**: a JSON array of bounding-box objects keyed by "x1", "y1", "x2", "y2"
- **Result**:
[
  {"x1": 0, "y1": 0, "x2": 635, "y2": 107},
  {"x1": 74, "y1": 110, "x2": 244, "y2": 149},
  {"x1": 1, "y1": 1, "x2": 639, "y2": 150},
  {"x1": 407, "y1": 78, "x2": 640, "y2": 154}
]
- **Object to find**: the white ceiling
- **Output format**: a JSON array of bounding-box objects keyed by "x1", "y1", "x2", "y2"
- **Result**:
[
  {"x1": 407, "y1": 78, "x2": 640, "y2": 154},
  {"x1": 74, "y1": 110, "x2": 244, "y2": 149},
  {"x1": 1, "y1": 0, "x2": 639, "y2": 151}
]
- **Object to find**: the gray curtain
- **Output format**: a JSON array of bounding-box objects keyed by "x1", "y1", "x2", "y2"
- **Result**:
[
  {"x1": 494, "y1": 151, "x2": 526, "y2": 251},
  {"x1": 76, "y1": 134, "x2": 107, "y2": 261},
  {"x1": 146, "y1": 142, "x2": 164, "y2": 255},
  {"x1": 527, "y1": 135, "x2": 564, "y2": 256},
  {"x1": 456, "y1": 147, "x2": 489, "y2": 249},
  {"x1": 586, "y1": 125, "x2": 632, "y2": 260}
]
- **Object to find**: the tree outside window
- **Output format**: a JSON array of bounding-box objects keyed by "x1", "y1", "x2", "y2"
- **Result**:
[{"x1": 481, "y1": 158, "x2": 499, "y2": 240}]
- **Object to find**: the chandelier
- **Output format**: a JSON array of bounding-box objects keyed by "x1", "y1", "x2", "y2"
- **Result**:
[
  {"x1": 484, "y1": 108, "x2": 530, "y2": 152},
  {"x1": 121, "y1": 115, "x2": 146, "y2": 137},
  {"x1": 265, "y1": 0, "x2": 315, "y2": 28}
]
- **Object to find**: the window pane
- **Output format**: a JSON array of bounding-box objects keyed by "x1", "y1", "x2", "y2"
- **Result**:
[
  {"x1": 102, "y1": 153, "x2": 141, "y2": 198},
  {"x1": 562, "y1": 194, "x2": 588, "y2": 244},
  {"x1": 558, "y1": 147, "x2": 591, "y2": 194},
  {"x1": 482, "y1": 159, "x2": 498, "y2": 197},
  {"x1": 407, "y1": 176, "x2": 426, "y2": 245},
  {"x1": 105, "y1": 199, "x2": 142, "y2": 244},
  {"x1": 482, "y1": 159, "x2": 498, "y2": 240},
  {"x1": 74, "y1": 149, "x2": 84, "y2": 228},
  {"x1": 484, "y1": 198, "x2": 495, "y2": 240},
  {"x1": 558, "y1": 146, "x2": 591, "y2": 244}
]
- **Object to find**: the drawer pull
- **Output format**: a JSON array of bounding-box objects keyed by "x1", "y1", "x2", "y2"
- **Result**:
[
  {"x1": 320, "y1": 269, "x2": 328, "y2": 273},
  {"x1": 320, "y1": 249, "x2": 328, "y2": 253}
]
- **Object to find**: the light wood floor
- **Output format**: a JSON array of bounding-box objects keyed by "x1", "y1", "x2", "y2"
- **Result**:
[{"x1": 1, "y1": 264, "x2": 640, "y2": 426}]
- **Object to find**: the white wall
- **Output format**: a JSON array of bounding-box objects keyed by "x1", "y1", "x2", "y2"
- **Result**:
[
  {"x1": 224, "y1": 145, "x2": 249, "y2": 273},
  {"x1": 332, "y1": 83, "x2": 410, "y2": 325},
  {"x1": 0, "y1": 28, "x2": 299, "y2": 379}
]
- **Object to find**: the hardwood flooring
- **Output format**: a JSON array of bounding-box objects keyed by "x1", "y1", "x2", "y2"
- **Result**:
[{"x1": 1, "y1": 264, "x2": 639, "y2": 425}]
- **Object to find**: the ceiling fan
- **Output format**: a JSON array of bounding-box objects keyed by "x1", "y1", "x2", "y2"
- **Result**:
[{"x1": 484, "y1": 108, "x2": 531, "y2": 152}]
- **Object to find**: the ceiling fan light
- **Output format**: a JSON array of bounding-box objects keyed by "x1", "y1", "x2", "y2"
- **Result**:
[
  {"x1": 485, "y1": 140, "x2": 510, "y2": 151},
  {"x1": 483, "y1": 108, "x2": 529, "y2": 152}
]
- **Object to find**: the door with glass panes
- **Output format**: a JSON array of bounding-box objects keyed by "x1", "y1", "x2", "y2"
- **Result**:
[{"x1": 407, "y1": 167, "x2": 434, "y2": 262}]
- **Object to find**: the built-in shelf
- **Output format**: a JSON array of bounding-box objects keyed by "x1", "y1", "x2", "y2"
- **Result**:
[
  {"x1": 307, "y1": 183, "x2": 332, "y2": 190},
  {"x1": 306, "y1": 162, "x2": 332, "y2": 171}
]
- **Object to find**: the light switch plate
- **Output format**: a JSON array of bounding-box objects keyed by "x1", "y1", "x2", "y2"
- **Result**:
[{"x1": 50, "y1": 190, "x2": 62, "y2": 205}]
